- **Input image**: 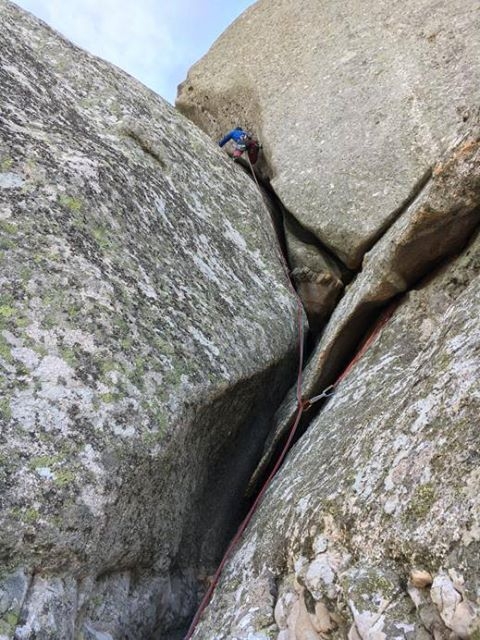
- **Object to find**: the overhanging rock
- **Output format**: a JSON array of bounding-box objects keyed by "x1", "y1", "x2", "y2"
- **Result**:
[{"x1": 177, "y1": 0, "x2": 480, "y2": 269}]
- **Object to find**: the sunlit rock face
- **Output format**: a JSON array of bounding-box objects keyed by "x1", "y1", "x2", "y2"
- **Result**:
[
  {"x1": 0, "y1": 1, "x2": 299, "y2": 637},
  {"x1": 177, "y1": 0, "x2": 480, "y2": 269}
]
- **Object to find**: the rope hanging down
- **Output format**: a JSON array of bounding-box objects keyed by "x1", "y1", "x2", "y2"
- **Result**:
[
  {"x1": 184, "y1": 154, "x2": 396, "y2": 639},
  {"x1": 303, "y1": 301, "x2": 398, "y2": 411},
  {"x1": 184, "y1": 152, "x2": 308, "y2": 640}
]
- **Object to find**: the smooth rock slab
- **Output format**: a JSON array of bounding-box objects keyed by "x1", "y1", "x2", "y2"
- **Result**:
[
  {"x1": 0, "y1": 1, "x2": 298, "y2": 637},
  {"x1": 177, "y1": 0, "x2": 480, "y2": 268}
]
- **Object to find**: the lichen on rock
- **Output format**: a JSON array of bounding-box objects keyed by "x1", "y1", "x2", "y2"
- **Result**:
[
  {"x1": 0, "y1": 1, "x2": 300, "y2": 637},
  {"x1": 192, "y1": 231, "x2": 480, "y2": 638}
]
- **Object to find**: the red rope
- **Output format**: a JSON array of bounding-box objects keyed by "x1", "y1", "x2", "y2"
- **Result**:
[
  {"x1": 184, "y1": 157, "x2": 307, "y2": 639},
  {"x1": 184, "y1": 156, "x2": 396, "y2": 638},
  {"x1": 334, "y1": 301, "x2": 397, "y2": 387}
]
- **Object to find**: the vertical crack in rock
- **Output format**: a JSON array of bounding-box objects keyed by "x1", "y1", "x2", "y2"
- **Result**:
[
  {"x1": 0, "y1": 2, "x2": 303, "y2": 638},
  {"x1": 190, "y1": 223, "x2": 480, "y2": 640},
  {"x1": 238, "y1": 159, "x2": 353, "y2": 335},
  {"x1": 243, "y1": 123, "x2": 480, "y2": 496}
]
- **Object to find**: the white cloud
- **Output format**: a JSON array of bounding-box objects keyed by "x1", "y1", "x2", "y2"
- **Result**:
[{"x1": 14, "y1": 0, "x2": 256, "y2": 103}]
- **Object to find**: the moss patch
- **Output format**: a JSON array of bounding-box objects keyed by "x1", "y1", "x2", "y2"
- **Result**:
[
  {"x1": 404, "y1": 483, "x2": 436, "y2": 522},
  {"x1": 0, "y1": 610, "x2": 18, "y2": 635},
  {"x1": 59, "y1": 194, "x2": 83, "y2": 212},
  {"x1": 0, "y1": 398, "x2": 12, "y2": 420}
]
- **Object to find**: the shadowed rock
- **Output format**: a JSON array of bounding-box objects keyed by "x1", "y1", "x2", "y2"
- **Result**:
[
  {"x1": 192, "y1": 229, "x2": 480, "y2": 639},
  {"x1": 283, "y1": 213, "x2": 347, "y2": 332}
]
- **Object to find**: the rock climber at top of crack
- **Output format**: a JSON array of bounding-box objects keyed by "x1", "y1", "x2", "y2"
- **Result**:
[{"x1": 219, "y1": 126, "x2": 262, "y2": 164}]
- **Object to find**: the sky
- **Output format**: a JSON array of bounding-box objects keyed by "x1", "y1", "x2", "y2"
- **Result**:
[{"x1": 14, "y1": 0, "x2": 256, "y2": 104}]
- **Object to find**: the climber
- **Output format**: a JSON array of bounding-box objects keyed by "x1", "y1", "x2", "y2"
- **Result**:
[{"x1": 218, "y1": 126, "x2": 262, "y2": 164}]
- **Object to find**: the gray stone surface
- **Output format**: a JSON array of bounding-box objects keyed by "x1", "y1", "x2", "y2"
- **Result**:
[
  {"x1": 284, "y1": 214, "x2": 345, "y2": 332},
  {"x1": 250, "y1": 121, "x2": 480, "y2": 487},
  {"x1": 177, "y1": 0, "x2": 480, "y2": 268},
  {"x1": 0, "y1": 1, "x2": 298, "y2": 637},
  {"x1": 193, "y1": 229, "x2": 480, "y2": 639}
]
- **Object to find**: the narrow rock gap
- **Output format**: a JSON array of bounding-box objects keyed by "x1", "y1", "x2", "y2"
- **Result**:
[
  {"x1": 282, "y1": 205, "x2": 354, "y2": 282},
  {"x1": 163, "y1": 352, "x2": 298, "y2": 638},
  {"x1": 237, "y1": 158, "x2": 353, "y2": 340},
  {"x1": 247, "y1": 216, "x2": 480, "y2": 502},
  {"x1": 244, "y1": 158, "x2": 432, "y2": 275},
  {"x1": 180, "y1": 147, "x2": 480, "y2": 636}
]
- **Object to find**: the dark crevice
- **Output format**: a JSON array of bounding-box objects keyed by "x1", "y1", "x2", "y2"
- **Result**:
[
  {"x1": 233, "y1": 157, "x2": 290, "y2": 261},
  {"x1": 247, "y1": 218, "x2": 480, "y2": 503},
  {"x1": 169, "y1": 348, "x2": 298, "y2": 636},
  {"x1": 242, "y1": 168, "x2": 327, "y2": 360},
  {"x1": 281, "y1": 204, "x2": 354, "y2": 284},
  {"x1": 236, "y1": 157, "x2": 355, "y2": 336},
  {"x1": 238, "y1": 157, "x2": 352, "y2": 281},
  {"x1": 173, "y1": 135, "x2": 479, "y2": 636},
  {"x1": 244, "y1": 297, "x2": 394, "y2": 499}
]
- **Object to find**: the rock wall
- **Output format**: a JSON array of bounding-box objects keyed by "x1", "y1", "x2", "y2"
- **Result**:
[
  {"x1": 0, "y1": 2, "x2": 300, "y2": 638},
  {"x1": 192, "y1": 229, "x2": 480, "y2": 640},
  {"x1": 177, "y1": 0, "x2": 480, "y2": 324},
  {"x1": 2, "y1": 0, "x2": 480, "y2": 638},
  {"x1": 177, "y1": 1, "x2": 480, "y2": 638},
  {"x1": 252, "y1": 121, "x2": 480, "y2": 488}
]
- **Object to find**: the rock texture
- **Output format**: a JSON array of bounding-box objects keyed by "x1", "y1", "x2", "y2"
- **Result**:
[
  {"x1": 193, "y1": 230, "x2": 480, "y2": 639},
  {"x1": 252, "y1": 120, "x2": 480, "y2": 484},
  {"x1": 178, "y1": 1, "x2": 480, "y2": 634},
  {"x1": 176, "y1": 0, "x2": 480, "y2": 268},
  {"x1": 0, "y1": 2, "x2": 299, "y2": 638},
  {"x1": 283, "y1": 213, "x2": 346, "y2": 333}
]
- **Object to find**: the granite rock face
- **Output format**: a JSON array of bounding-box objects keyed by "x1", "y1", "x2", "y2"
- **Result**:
[
  {"x1": 179, "y1": 0, "x2": 480, "y2": 632},
  {"x1": 251, "y1": 120, "x2": 480, "y2": 485},
  {"x1": 0, "y1": 2, "x2": 299, "y2": 638},
  {"x1": 177, "y1": 0, "x2": 480, "y2": 268},
  {"x1": 283, "y1": 214, "x2": 345, "y2": 333},
  {"x1": 193, "y1": 230, "x2": 480, "y2": 640}
]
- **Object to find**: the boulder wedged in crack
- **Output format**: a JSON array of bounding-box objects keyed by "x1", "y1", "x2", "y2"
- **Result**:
[
  {"x1": 242, "y1": 167, "x2": 348, "y2": 333},
  {"x1": 251, "y1": 119, "x2": 480, "y2": 487},
  {"x1": 176, "y1": 0, "x2": 480, "y2": 268},
  {"x1": 192, "y1": 227, "x2": 480, "y2": 640},
  {"x1": 283, "y1": 212, "x2": 348, "y2": 333},
  {"x1": 0, "y1": 2, "x2": 299, "y2": 638}
]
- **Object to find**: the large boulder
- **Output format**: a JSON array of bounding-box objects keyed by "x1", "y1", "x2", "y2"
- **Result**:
[
  {"x1": 176, "y1": 0, "x2": 480, "y2": 269},
  {"x1": 251, "y1": 120, "x2": 480, "y2": 486},
  {"x1": 193, "y1": 229, "x2": 480, "y2": 639},
  {"x1": 0, "y1": 2, "x2": 299, "y2": 638}
]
